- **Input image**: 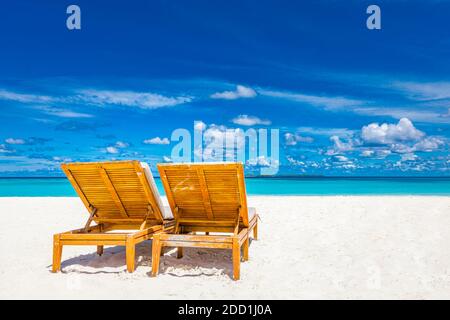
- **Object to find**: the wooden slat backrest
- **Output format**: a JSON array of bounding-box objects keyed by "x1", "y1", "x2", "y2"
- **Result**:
[
  {"x1": 157, "y1": 162, "x2": 249, "y2": 226},
  {"x1": 61, "y1": 161, "x2": 164, "y2": 223}
]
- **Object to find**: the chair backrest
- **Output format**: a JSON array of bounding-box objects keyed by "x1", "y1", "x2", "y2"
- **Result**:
[
  {"x1": 61, "y1": 160, "x2": 165, "y2": 223},
  {"x1": 157, "y1": 162, "x2": 249, "y2": 227}
]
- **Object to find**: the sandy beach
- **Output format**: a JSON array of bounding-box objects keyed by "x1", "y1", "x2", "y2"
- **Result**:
[{"x1": 0, "y1": 196, "x2": 449, "y2": 299}]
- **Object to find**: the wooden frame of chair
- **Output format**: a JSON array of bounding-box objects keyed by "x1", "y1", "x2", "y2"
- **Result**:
[
  {"x1": 152, "y1": 162, "x2": 258, "y2": 280},
  {"x1": 53, "y1": 160, "x2": 174, "y2": 273}
]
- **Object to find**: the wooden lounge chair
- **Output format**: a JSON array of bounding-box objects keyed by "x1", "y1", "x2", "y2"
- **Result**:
[
  {"x1": 152, "y1": 162, "x2": 258, "y2": 280},
  {"x1": 53, "y1": 160, "x2": 174, "y2": 273}
]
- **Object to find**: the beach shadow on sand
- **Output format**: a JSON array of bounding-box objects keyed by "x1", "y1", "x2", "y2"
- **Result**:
[
  {"x1": 154, "y1": 238, "x2": 256, "y2": 279},
  {"x1": 47, "y1": 238, "x2": 255, "y2": 279}
]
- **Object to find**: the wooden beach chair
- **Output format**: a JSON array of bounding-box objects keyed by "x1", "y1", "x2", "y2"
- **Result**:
[
  {"x1": 152, "y1": 162, "x2": 258, "y2": 280},
  {"x1": 53, "y1": 160, "x2": 174, "y2": 273}
]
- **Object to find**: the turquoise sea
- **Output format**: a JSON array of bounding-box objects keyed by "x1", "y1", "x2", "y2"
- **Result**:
[{"x1": 0, "y1": 177, "x2": 449, "y2": 196}]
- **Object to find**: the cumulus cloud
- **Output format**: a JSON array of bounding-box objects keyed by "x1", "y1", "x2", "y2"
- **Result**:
[
  {"x1": 377, "y1": 149, "x2": 392, "y2": 158},
  {"x1": 196, "y1": 122, "x2": 256, "y2": 162},
  {"x1": 333, "y1": 118, "x2": 446, "y2": 160},
  {"x1": 202, "y1": 124, "x2": 245, "y2": 161},
  {"x1": 401, "y1": 153, "x2": 418, "y2": 162},
  {"x1": 326, "y1": 135, "x2": 354, "y2": 155},
  {"x1": 413, "y1": 137, "x2": 445, "y2": 152},
  {"x1": 359, "y1": 148, "x2": 392, "y2": 158},
  {"x1": 194, "y1": 121, "x2": 207, "y2": 131},
  {"x1": 361, "y1": 118, "x2": 424, "y2": 144},
  {"x1": 361, "y1": 150, "x2": 374, "y2": 157},
  {"x1": 211, "y1": 85, "x2": 256, "y2": 100},
  {"x1": 105, "y1": 146, "x2": 119, "y2": 154},
  {"x1": 231, "y1": 115, "x2": 271, "y2": 126},
  {"x1": 246, "y1": 156, "x2": 279, "y2": 168},
  {"x1": 104, "y1": 141, "x2": 128, "y2": 154},
  {"x1": 143, "y1": 137, "x2": 170, "y2": 145}
]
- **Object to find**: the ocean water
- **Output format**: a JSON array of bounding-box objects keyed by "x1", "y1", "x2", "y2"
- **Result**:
[{"x1": 0, "y1": 177, "x2": 449, "y2": 196}]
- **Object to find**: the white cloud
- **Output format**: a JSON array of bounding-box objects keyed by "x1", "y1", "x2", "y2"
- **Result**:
[
  {"x1": 196, "y1": 123, "x2": 247, "y2": 162},
  {"x1": 204, "y1": 125, "x2": 246, "y2": 148},
  {"x1": 413, "y1": 136, "x2": 445, "y2": 152},
  {"x1": 377, "y1": 149, "x2": 392, "y2": 158},
  {"x1": 143, "y1": 137, "x2": 170, "y2": 145},
  {"x1": 163, "y1": 156, "x2": 172, "y2": 162},
  {"x1": 360, "y1": 148, "x2": 392, "y2": 158},
  {"x1": 78, "y1": 89, "x2": 192, "y2": 109},
  {"x1": 0, "y1": 90, "x2": 56, "y2": 104},
  {"x1": 259, "y1": 89, "x2": 364, "y2": 109},
  {"x1": 296, "y1": 126, "x2": 354, "y2": 137},
  {"x1": 401, "y1": 153, "x2": 418, "y2": 162},
  {"x1": 284, "y1": 133, "x2": 314, "y2": 146},
  {"x1": 322, "y1": 118, "x2": 446, "y2": 161},
  {"x1": 194, "y1": 121, "x2": 207, "y2": 131},
  {"x1": 361, "y1": 150, "x2": 374, "y2": 157},
  {"x1": 115, "y1": 141, "x2": 129, "y2": 148},
  {"x1": 211, "y1": 85, "x2": 256, "y2": 100},
  {"x1": 105, "y1": 146, "x2": 119, "y2": 154},
  {"x1": 52, "y1": 156, "x2": 72, "y2": 162},
  {"x1": 286, "y1": 156, "x2": 305, "y2": 166},
  {"x1": 35, "y1": 106, "x2": 93, "y2": 118},
  {"x1": 345, "y1": 118, "x2": 447, "y2": 159},
  {"x1": 392, "y1": 81, "x2": 450, "y2": 101},
  {"x1": 231, "y1": 115, "x2": 271, "y2": 126},
  {"x1": 390, "y1": 143, "x2": 415, "y2": 154},
  {"x1": 246, "y1": 156, "x2": 279, "y2": 168},
  {"x1": 326, "y1": 135, "x2": 354, "y2": 155},
  {"x1": 361, "y1": 118, "x2": 424, "y2": 144},
  {"x1": 0, "y1": 88, "x2": 192, "y2": 112},
  {"x1": 103, "y1": 141, "x2": 128, "y2": 154},
  {"x1": 5, "y1": 138, "x2": 25, "y2": 145},
  {"x1": 355, "y1": 107, "x2": 449, "y2": 124},
  {"x1": 0, "y1": 144, "x2": 14, "y2": 153},
  {"x1": 334, "y1": 155, "x2": 349, "y2": 162}
]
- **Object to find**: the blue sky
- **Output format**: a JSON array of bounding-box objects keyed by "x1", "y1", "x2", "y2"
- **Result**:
[{"x1": 0, "y1": 0, "x2": 449, "y2": 176}]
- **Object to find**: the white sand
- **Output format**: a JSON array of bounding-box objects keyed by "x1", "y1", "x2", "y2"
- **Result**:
[{"x1": 0, "y1": 196, "x2": 449, "y2": 299}]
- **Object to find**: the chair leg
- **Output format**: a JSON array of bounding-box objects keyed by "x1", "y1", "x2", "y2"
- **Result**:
[
  {"x1": 52, "y1": 235, "x2": 63, "y2": 273},
  {"x1": 253, "y1": 221, "x2": 258, "y2": 240},
  {"x1": 151, "y1": 235, "x2": 162, "y2": 277},
  {"x1": 232, "y1": 237, "x2": 240, "y2": 280},
  {"x1": 177, "y1": 247, "x2": 183, "y2": 259},
  {"x1": 243, "y1": 238, "x2": 249, "y2": 261},
  {"x1": 97, "y1": 245, "x2": 104, "y2": 256},
  {"x1": 125, "y1": 237, "x2": 135, "y2": 273}
]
